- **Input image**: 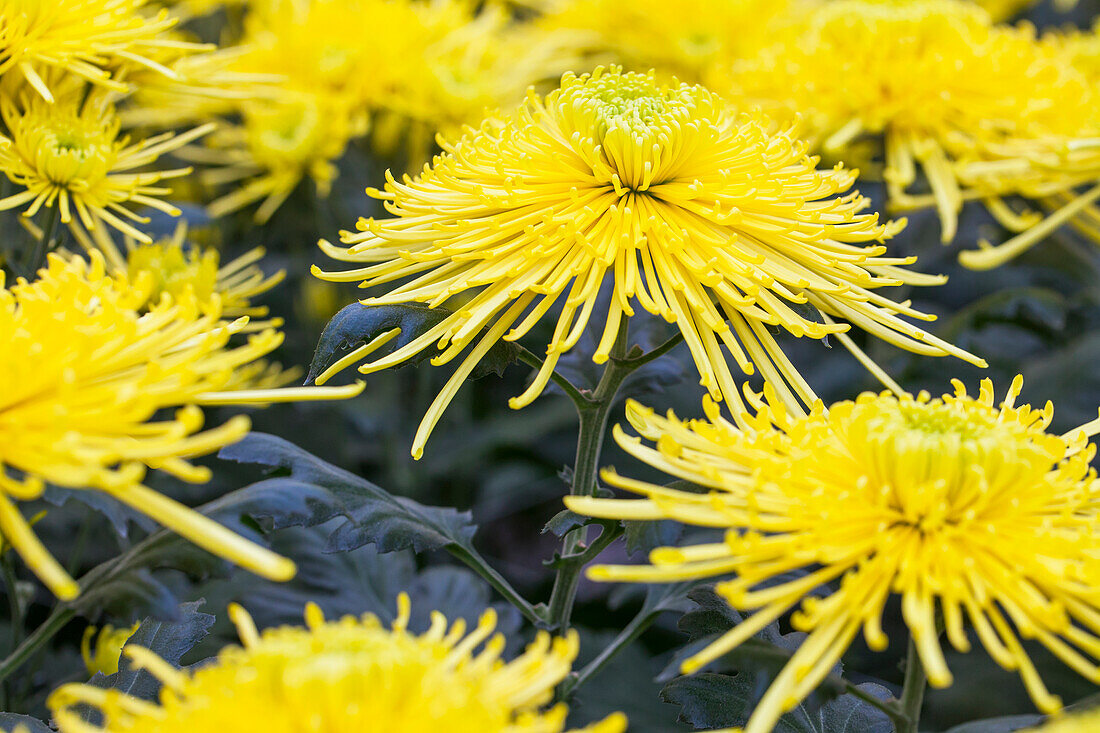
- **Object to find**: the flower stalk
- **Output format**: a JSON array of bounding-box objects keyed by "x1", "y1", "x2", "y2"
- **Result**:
[
  {"x1": 24, "y1": 204, "x2": 60, "y2": 275},
  {"x1": 896, "y1": 636, "x2": 928, "y2": 733},
  {"x1": 546, "y1": 320, "x2": 633, "y2": 633}
]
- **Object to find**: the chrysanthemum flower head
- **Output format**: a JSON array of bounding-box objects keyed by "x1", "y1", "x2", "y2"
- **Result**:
[
  {"x1": 191, "y1": 0, "x2": 403, "y2": 222},
  {"x1": 119, "y1": 221, "x2": 285, "y2": 321},
  {"x1": 0, "y1": 0, "x2": 206, "y2": 102},
  {"x1": 314, "y1": 67, "x2": 982, "y2": 458},
  {"x1": 537, "y1": 0, "x2": 803, "y2": 83},
  {"x1": 378, "y1": 1, "x2": 584, "y2": 161},
  {"x1": 720, "y1": 0, "x2": 1079, "y2": 244},
  {"x1": 948, "y1": 26, "x2": 1100, "y2": 269},
  {"x1": 567, "y1": 377, "x2": 1100, "y2": 732},
  {"x1": 0, "y1": 88, "x2": 213, "y2": 247},
  {"x1": 0, "y1": 253, "x2": 362, "y2": 598},
  {"x1": 50, "y1": 596, "x2": 627, "y2": 733},
  {"x1": 201, "y1": 91, "x2": 365, "y2": 223}
]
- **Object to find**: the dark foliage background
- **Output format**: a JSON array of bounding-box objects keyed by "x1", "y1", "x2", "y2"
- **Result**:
[{"x1": 4, "y1": 1, "x2": 1100, "y2": 731}]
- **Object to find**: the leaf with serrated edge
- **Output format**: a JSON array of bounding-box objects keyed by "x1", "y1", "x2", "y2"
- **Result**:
[{"x1": 89, "y1": 600, "x2": 215, "y2": 702}]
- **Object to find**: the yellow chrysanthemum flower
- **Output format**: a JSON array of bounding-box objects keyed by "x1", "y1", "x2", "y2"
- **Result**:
[
  {"x1": 566, "y1": 377, "x2": 1100, "y2": 733},
  {"x1": 81, "y1": 221, "x2": 301, "y2": 388},
  {"x1": 719, "y1": 0, "x2": 1081, "y2": 245},
  {"x1": 197, "y1": 0, "x2": 578, "y2": 220},
  {"x1": 82, "y1": 622, "x2": 141, "y2": 677},
  {"x1": 0, "y1": 0, "x2": 206, "y2": 103},
  {"x1": 536, "y1": 0, "x2": 805, "y2": 84},
  {"x1": 190, "y1": 0, "x2": 397, "y2": 222},
  {"x1": 0, "y1": 253, "x2": 362, "y2": 598},
  {"x1": 370, "y1": 1, "x2": 584, "y2": 163},
  {"x1": 0, "y1": 89, "x2": 213, "y2": 247},
  {"x1": 313, "y1": 68, "x2": 983, "y2": 459},
  {"x1": 949, "y1": 26, "x2": 1100, "y2": 269},
  {"x1": 199, "y1": 92, "x2": 366, "y2": 224},
  {"x1": 50, "y1": 596, "x2": 628, "y2": 733},
  {"x1": 108, "y1": 221, "x2": 285, "y2": 321}
]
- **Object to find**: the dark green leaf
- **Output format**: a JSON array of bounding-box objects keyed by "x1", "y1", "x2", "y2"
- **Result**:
[
  {"x1": 661, "y1": 676, "x2": 894, "y2": 733},
  {"x1": 817, "y1": 684, "x2": 894, "y2": 733},
  {"x1": 41, "y1": 486, "x2": 156, "y2": 538},
  {"x1": 197, "y1": 525, "x2": 520, "y2": 641},
  {"x1": 943, "y1": 716, "x2": 1045, "y2": 733},
  {"x1": 0, "y1": 713, "x2": 51, "y2": 733},
  {"x1": 306, "y1": 302, "x2": 521, "y2": 384},
  {"x1": 72, "y1": 567, "x2": 182, "y2": 620},
  {"x1": 658, "y1": 588, "x2": 892, "y2": 731},
  {"x1": 89, "y1": 600, "x2": 215, "y2": 702},
  {"x1": 623, "y1": 519, "x2": 682, "y2": 557},
  {"x1": 220, "y1": 433, "x2": 477, "y2": 555},
  {"x1": 542, "y1": 508, "x2": 588, "y2": 537}
]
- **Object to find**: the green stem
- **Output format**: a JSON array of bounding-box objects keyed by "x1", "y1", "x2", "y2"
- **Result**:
[
  {"x1": 545, "y1": 321, "x2": 633, "y2": 632},
  {"x1": 621, "y1": 332, "x2": 684, "y2": 370},
  {"x1": 896, "y1": 635, "x2": 927, "y2": 733},
  {"x1": 0, "y1": 553, "x2": 22, "y2": 710},
  {"x1": 842, "y1": 681, "x2": 906, "y2": 729},
  {"x1": 1, "y1": 554, "x2": 23, "y2": 653},
  {"x1": 447, "y1": 545, "x2": 543, "y2": 626},
  {"x1": 24, "y1": 205, "x2": 61, "y2": 275},
  {"x1": 515, "y1": 346, "x2": 591, "y2": 408},
  {"x1": 0, "y1": 606, "x2": 75, "y2": 686},
  {"x1": 0, "y1": 525, "x2": 154, "y2": 686},
  {"x1": 561, "y1": 603, "x2": 660, "y2": 699}
]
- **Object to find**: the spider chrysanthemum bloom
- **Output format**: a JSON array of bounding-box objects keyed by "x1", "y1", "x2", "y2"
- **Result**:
[
  {"x1": 85, "y1": 221, "x2": 300, "y2": 389},
  {"x1": 536, "y1": 0, "x2": 805, "y2": 84},
  {"x1": 199, "y1": 0, "x2": 578, "y2": 219},
  {"x1": 192, "y1": 0, "x2": 404, "y2": 222},
  {"x1": 0, "y1": 0, "x2": 206, "y2": 103},
  {"x1": 371, "y1": 2, "x2": 584, "y2": 164},
  {"x1": 49, "y1": 596, "x2": 628, "y2": 733},
  {"x1": 949, "y1": 27, "x2": 1100, "y2": 270},
  {"x1": 200, "y1": 92, "x2": 366, "y2": 223},
  {"x1": 719, "y1": 0, "x2": 1080, "y2": 244},
  {"x1": 0, "y1": 89, "x2": 213, "y2": 248},
  {"x1": 107, "y1": 221, "x2": 285, "y2": 323},
  {"x1": 313, "y1": 68, "x2": 982, "y2": 458},
  {"x1": 0, "y1": 253, "x2": 362, "y2": 598},
  {"x1": 566, "y1": 377, "x2": 1100, "y2": 733}
]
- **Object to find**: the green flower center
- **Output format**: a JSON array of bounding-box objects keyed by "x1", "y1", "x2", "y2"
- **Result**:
[
  {"x1": 894, "y1": 401, "x2": 995, "y2": 442},
  {"x1": 554, "y1": 69, "x2": 721, "y2": 191},
  {"x1": 127, "y1": 242, "x2": 220, "y2": 306}
]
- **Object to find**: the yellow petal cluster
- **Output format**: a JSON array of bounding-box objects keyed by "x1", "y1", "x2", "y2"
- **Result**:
[
  {"x1": 536, "y1": 0, "x2": 807, "y2": 84},
  {"x1": 115, "y1": 222, "x2": 285, "y2": 323},
  {"x1": 952, "y1": 24, "x2": 1100, "y2": 269},
  {"x1": 50, "y1": 597, "x2": 627, "y2": 733},
  {"x1": 0, "y1": 87, "x2": 212, "y2": 249},
  {"x1": 82, "y1": 622, "x2": 140, "y2": 677},
  {"x1": 195, "y1": 0, "x2": 578, "y2": 222},
  {"x1": 717, "y1": 0, "x2": 1088, "y2": 249},
  {"x1": 314, "y1": 67, "x2": 982, "y2": 458},
  {"x1": 0, "y1": 0, "x2": 205, "y2": 103},
  {"x1": 567, "y1": 376, "x2": 1100, "y2": 733},
  {"x1": 1024, "y1": 708, "x2": 1100, "y2": 732},
  {"x1": 0, "y1": 253, "x2": 362, "y2": 598}
]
